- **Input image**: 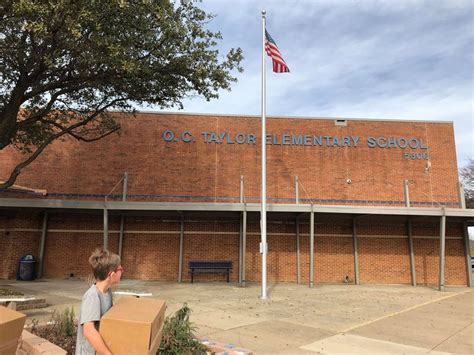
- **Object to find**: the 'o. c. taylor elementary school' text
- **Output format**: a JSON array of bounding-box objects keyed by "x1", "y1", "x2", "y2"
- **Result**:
[{"x1": 162, "y1": 130, "x2": 429, "y2": 150}]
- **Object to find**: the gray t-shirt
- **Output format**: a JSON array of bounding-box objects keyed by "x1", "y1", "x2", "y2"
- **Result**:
[{"x1": 76, "y1": 284, "x2": 113, "y2": 355}]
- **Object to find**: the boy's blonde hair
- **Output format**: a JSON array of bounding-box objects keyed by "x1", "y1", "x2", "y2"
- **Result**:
[{"x1": 88, "y1": 248, "x2": 121, "y2": 281}]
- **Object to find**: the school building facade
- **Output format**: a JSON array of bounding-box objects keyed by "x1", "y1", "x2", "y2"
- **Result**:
[{"x1": 0, "y1": 112, "x2": 472, "y2": 288}]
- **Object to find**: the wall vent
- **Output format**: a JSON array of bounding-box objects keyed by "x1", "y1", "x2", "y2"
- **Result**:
[{"x1": 335, "y1": 119, "x2": 347, "y2": 126}]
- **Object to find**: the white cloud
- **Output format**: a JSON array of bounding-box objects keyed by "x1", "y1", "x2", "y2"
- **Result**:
[{"x1": 155, "y1": 0, "x2": 474, "y2": 168}]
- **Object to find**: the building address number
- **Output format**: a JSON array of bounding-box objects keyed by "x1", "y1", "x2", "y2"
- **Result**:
[{"x1": 404, "y1": 152, "x2": 429, "y2": 160}]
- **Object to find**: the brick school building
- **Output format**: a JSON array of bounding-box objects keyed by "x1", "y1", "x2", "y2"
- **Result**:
[{"x1": 0, "y1": 112, "x2": 472, "y2": 288}]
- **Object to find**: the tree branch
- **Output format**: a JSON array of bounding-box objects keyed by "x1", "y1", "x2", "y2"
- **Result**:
[
  {"x1": 0, "y1": 99, "x2": 123, "y2": 190},
  {"x1": 68, "y1": 126, "x2": 120, "y2": 142},
  {"x1": 39, "y1": 116, "x2": 120, "y2": 142}
]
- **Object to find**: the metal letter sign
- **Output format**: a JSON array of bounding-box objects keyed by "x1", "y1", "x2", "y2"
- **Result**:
[{"x1": 162, "y1": 130, "x2": 430, "y2": 159}]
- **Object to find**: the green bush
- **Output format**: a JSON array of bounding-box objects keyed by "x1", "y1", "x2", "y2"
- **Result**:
[
  {"x1": 30, "y1": 307, "x2": 77, "y2": 354},
  {"x1": 159, "y1": 303, "x2": 207, "y2": 355}
]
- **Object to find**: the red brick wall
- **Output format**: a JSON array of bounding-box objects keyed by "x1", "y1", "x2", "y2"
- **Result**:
[
  {"x1": 0, "y1": 212, "x2": 42, "y2": 279},
  {"x1": 181, "y1": 221, "x2": 240, "y2": 283},
  {"x1": 120, "y1": 217, "x2": 179, "y2": 281},
  {"x1": 0, "y1": 211, "x2": 469, "y2": 285},
  {"x1": 0, "y1": 113, "x2": 461, "y2": 207},
  {"x1": 0, "y1": 111, "x2": 466, "y2": 285},
  {"x1": 414, "y1": 238, "x2": 466, "y2": 286},
  {"x1": 245, "y1": 221, "x2": 300, "y2": 282},
  {"x1": 42, "y1": 214, "x2": 119, "y2": 278},
  {"x1": 359, "y1": 237, "x2": 412, "y2": 284}
]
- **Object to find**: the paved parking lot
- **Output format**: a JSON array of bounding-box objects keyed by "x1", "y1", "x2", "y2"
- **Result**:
[{"x1": 1, "y1": 279, "x2": 472, "y2": 354}]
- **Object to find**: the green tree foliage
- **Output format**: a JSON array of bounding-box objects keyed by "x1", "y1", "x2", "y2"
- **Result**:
[
  {"x1": 0, "y1": 0, "x2": 243, "y2": 189},
  {"x1": 159, "y1": 303, "x2": 207, "y2": 354},
  {"x1": 460, "y1": 158, "x2": 473, "y2": 208}
]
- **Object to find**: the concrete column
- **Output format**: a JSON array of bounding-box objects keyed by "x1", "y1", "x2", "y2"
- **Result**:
[
  {"x1": 295, "y1": 176, "x2": 299, "y2": 204},
  {"x1": 239, "y1": 213, "x2": 243, "y2": 284},
  {"x1": 178, "y1": 214, "x2": 184, "y2": 283},
  {"x1": 404, "y1": 179, "x2": 410, "y2": 207},
  {"x1": 242, "y1": 206, "x2": 247, "y2": 287},
  {"x1": 37, "y1": 211, "x2": 48, "y2": 278},
  {"x1": 407, "y1": 219, "x2": 416, "y2": 286},
  {"x1": 103, "y1": 208, "x2": 109, "y2": 250},
  {"x1": 118, "y1": 172, "x2": 128, "y2": 258},
  {"x1": 458, "y1": 183, "x2": 466, "y2": 209},
  {"x1": 122, "y1": 172, "x2": 128, "y2": 198},
  {"x1": 296, "y1": 216, "x2": 300, "y2": 284},
  {"x1": 309, "y1": 205, "x2": 314, "y2": 288},
  {"x1": 118, "y1": 216, "x2": 125, "y2": 258},
  {"x1": 463, "y1": 222, "x2": 472, "y2": 287},
  {"x1": 240, "y1": 175, "x2": 244, "y2": 203},
  {"x1": 438, "y1": 209, "x2": 446, "y2": 291},
  {"x1": 352, "y1": 217, "x2": 360, "y2": 285}
]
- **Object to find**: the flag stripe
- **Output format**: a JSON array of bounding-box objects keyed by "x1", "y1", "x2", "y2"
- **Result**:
[{"x1": 265, "y1": 30, "x2": 290, "y2": 73}]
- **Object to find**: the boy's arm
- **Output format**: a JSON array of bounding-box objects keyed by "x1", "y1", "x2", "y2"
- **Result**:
[{"x1": 83, "y1": 321, "x2": 112, "y2": 355}]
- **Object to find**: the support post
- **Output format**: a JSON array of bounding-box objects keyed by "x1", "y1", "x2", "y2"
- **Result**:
[
  {"x1": 438, "y1": 208, "x2": 446, "y2": 291},
  {"x1": 118, "y1": 216, "x2": 125, "y2": 258},
  {"x1": 122, "y1": 172, "x2": 128, "y2": 198},
  {"x1": 37, "y1": 211, "x2": 48, "y2": 278},
  {"x1": 309, "y1": 204, "x2": 314, "y2": 288},
  {"x1": 118, "y1": 172, "x2": 128, "y2": 258},
  {"x1": 352, "y1": 217, "x2": 360, "y2": 285},
  {"x1": 404, "y1": 179, "x2": 410, "y2": 207},
  {"x1": 239, "y1": 212, "x2": 243, "y2": 284},
  {"x1": 240, "y1": 175, "x2": 244, "y2": 203},
  {"x1": 242, "y1": 205, "x2": 247, "y2": 287},
  {"x1": 407, "y1": 219, "x2": 416, "y2": 286},
  {"x1": 103, "y1": 208, "x2": 109, "y2": 250},
  {"x1": 458, "y1": 183, "x2": 466, "y2": 209},
  {"x1": 296, "y1": 216, "x2": 300, "y2": 284},
  {"x1": 295, "y1": 176, "x2": 299, "y2": 204},
  {"x1": 178, "y1": 213, "x2": 184, "y2": 283},
  {"x1": 463, "y1": 222, "x2": 472, "y2": 287}
]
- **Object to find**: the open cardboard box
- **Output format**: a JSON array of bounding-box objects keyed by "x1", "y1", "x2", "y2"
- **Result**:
[
  {"x1": 0, "y1": 305, "x2": 27, "y2": 355},
  {"x1": 100, "y1": 297, "x2": 166, "y2": 355}
]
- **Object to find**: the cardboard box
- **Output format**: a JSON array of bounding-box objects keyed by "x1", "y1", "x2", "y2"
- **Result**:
[
  {"x1": 100, "y1": 297, "x2": 166, "y2": 355},
  {"x1": 201, "y1": 340, "x2": 253, "y2": 355},
  {"x1": 0, "y1": 305, "x2": 26, "y2": 355}
]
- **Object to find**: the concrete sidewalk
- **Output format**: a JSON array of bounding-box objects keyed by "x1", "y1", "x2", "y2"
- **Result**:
[{"x1": 1, "y1": 279, "x2": 472, "y2": 354}]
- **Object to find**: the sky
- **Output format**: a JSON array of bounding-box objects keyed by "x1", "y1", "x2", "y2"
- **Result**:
[{"x1": 153, "y1": 0, "x2": 474, "y2": 168}]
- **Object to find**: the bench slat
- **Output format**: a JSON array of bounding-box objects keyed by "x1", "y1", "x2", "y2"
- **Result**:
[{"x1": 189, "y1": 261, "x2": 232, "y2": 283}]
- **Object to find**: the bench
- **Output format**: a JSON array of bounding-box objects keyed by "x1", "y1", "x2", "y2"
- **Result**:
[{"x1": 189, "y1": 261, "x2": 232, "y2": 283}]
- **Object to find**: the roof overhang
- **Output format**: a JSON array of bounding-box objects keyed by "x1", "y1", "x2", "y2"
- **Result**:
[{"x1": 0, "y1": 198, "x2": 473, "y2": 221}]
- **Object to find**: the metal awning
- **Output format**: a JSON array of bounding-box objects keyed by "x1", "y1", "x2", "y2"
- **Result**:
[
  {"x1": 1, "y1": 197, "x2": 472, "y2": 292},
  {"x1": 1, "y1": 197, "x2": 473, "y2": 219}
]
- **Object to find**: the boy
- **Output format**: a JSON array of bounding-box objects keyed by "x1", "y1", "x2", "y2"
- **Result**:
[{"x1": 76, "y1": 248, "x2": 123, "y2": 355}]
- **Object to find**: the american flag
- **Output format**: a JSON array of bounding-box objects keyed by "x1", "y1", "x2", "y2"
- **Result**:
[{"x1": 265, "y1": 30, "x2": 290, "y2": 73}]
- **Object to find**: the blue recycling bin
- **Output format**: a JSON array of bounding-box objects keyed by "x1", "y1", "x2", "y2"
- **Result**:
[{"x1": 17, "y1": 254, "x2": 36, "y2": 281}]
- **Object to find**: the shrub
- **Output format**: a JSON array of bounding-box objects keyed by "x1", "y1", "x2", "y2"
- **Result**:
[
  {"x1": 159, "y1": 303, "x2": 207, "y2": 355},
  {"x1": 30, "y1": 307, "x2": 77, "y2": 354}
]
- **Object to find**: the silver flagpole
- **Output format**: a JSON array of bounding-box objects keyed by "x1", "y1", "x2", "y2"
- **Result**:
[{"x1": 261, "y1": 10, "x2": 268, "y2": 300}]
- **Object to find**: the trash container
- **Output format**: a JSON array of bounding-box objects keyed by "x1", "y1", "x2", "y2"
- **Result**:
[{"x1": 17, "y1": 254, "x2": 36, "y2": 281}]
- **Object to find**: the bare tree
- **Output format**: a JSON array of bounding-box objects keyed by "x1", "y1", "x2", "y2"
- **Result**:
[{"x1": 459, "y1": 158, "x2": 474, "y2": 208}]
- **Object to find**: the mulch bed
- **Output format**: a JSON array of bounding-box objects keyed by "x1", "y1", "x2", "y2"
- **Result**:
[{"x1": 29, "y1": 321, "x2": 77, "y2": 355}]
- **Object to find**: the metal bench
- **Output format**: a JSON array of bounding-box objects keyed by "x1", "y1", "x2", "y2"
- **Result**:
[{"x1": 189, "y1": 261, "x2": 232, "y2": 283}]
